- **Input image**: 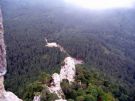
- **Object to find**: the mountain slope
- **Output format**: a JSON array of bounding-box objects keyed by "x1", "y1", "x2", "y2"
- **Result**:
[{"x1": 0, "y1": 0, "x2": 135, "y2": 100}]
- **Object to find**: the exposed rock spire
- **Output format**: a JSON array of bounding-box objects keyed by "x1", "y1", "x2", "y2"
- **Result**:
[{"x1": 0, "y1": 8, "x2": 7, "y2": 76}]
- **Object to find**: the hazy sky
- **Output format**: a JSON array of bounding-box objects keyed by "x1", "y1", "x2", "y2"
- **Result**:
[{"x1": 64, "y1": 0, "x2": 135, "y2": 10}]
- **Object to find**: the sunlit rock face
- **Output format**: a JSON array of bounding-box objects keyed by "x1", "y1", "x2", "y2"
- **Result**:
[
  {"x1": 46, "y1": 42, "x2": 58, "y2": 48},
  {"x1": 0, "y1": 9, "x2": 6, "y2": 76},
  {"x1": 60, "y1": 57, "x2": 76, "y2": 83},
  {"x1": 0, "y1": 92, "x2": 22, "y2": 101},
  {"x1": 0, "y1": 8, "x2": 22, "y2": 101},
  {"x1": 0, "y1": 76, "x2": 5, "y2": 98},
  {"x1": 33, "y1": 95, "x2": 40, "y2": 101},
  {"x1": 45, "y1": 38, "x2": 66, "y2": 53},
  {"x1": 48, "y1": 57, "x2": 76, "y2": 100},
  {"x1": 45, "y1": 38, "x2": 58, "y2": 48},
  {"x1": 36, "y1": 39, "x2": 84, "y2": 101},
  {"x1": 48, "y1": 73, "x2": 64, "y2": 99}
]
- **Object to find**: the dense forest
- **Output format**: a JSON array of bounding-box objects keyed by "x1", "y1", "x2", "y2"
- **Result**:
[
  {"x1": 0, "y1": 0, "x2": 135, "y2": 100},
  {"x1": 23, "y1": 65, "x2": 131, "y2": 101}
]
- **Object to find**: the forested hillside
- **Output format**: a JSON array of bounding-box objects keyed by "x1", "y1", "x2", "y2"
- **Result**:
[
  {"x1": 23, "y1": 65, "x2": 130, "y2": 101},
  {"x1": 0, "y1": 0, "x2": 135, "y2": 100}
]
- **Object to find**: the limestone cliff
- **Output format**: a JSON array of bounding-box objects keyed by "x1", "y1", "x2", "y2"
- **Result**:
[{"x1": 0, "y1": 8, "x2": 22, "y2": 101}]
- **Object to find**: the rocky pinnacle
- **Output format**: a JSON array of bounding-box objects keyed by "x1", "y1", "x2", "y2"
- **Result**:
[{"x1": 0, "y1": 8, "x2": 7, "y2": 76}]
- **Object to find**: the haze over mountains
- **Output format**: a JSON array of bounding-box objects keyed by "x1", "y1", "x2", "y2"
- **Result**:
[{"x1": 0, "y1": 0, "x2": 135, "y2": 100}]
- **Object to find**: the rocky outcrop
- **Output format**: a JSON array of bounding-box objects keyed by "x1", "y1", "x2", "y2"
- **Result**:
[
  {"x1": 55, "y1": 100, "x2": 67, "y2": 101},
  {"x1": 0, "y1": 8, "x2": 22, "y2": 101},
  {"x1": 33, "y1": 95, "x2": 41, "y2": 101},
  {"x1": 60, "y1": 57, "x2": 76, "y2": 83},
  {"x1": 45, "y1": 38, "x2": 58, "y2": 48},
  {"x1": 0, "y1": 8, "x2": 6, "y2": 77},
  {"x1": 45, "y1": 38, "x2": 66, "y2": 53},
  {"x1": 41, "y1": 39, "x2": 83, "y2": 101},
  {"x1": 47, "y1": 56, "x2": 76, "y2": 101},
  {"x1": 48, "y1": 73, "x2": 64, "y2": 99}
]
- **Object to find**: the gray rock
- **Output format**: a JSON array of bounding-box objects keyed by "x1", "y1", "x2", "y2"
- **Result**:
[{"x1": 0, "y1": 8, "x2": 7, "y2": 76}]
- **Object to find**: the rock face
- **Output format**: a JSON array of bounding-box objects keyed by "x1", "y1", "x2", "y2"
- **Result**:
[
  {"x1": 0, "y1": 8, "x2": 22, "y2": 101},
  {"x1": 0, "y1": 91, "x2": 22, "y2": 101},
  {"x1": 47, "y1": 57, "x2": 76, "y2": 101},
  {"x1": 48, "y1": 73, "x2": 64, "y2": 99},
  {"x1": 45, "y1": 40, "x2": 77, "y2": 100},
  {"x1": 60, "y1": 57, "x2": 76, "y2": 83},
  {"x1": 44, "y1": 39, "x2": 83, "y2": 101},
  {"x1": 45, "y1": 38, "x2": 67, "y2": 53},
  {"x1": 45, "y1": 38, "x2": 58, "y2": 48},
  {"x1": 55, "y1": 100, "x2": 67, "y2": 101},
  {"x1": 0, "y1": 76, "x2": 5, "y2": 98},
  {"x1": 33, "y1": 95, "x2": 40, "y2": 101},
  {"x1": 0, "y1": 8, "x2": 7, "y2": 76}
]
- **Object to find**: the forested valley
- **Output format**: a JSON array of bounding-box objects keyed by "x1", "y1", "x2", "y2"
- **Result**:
[{"x1": 0, "y1": 0, "x2": 135, "y2": 100}]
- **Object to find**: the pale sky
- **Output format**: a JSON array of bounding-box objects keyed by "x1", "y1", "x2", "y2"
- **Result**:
[{"x1": 64, "y1": 0, "x2": 135, "y2": 10}]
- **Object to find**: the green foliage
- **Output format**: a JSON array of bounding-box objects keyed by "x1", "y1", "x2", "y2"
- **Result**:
[
  {"x1": 76, "y1": 96, "x2": 85, "y2": 101},
  {"x1": 60, "y1": 66, "x2": 129, "y2": 101},
  {"x1": 119, "y1": 94, "x2": 128, "y2": 101},
  {"x1": 23, "y1": 81, "x2": 43, "y2": 101},
  {"x1": 84, "y1": 95, "x2": 96, "y2": 101},
  {"x1": 21, "y1": 72, "x2": 59, "y2": 101},
  {"x1": 38, "y1": 73, "x2": 51, "y2": 85},
  {"x1": 5, "y1": 61, "x2": 130, "y2": 101},
  {"x1": 40, "y1": 87, "x2": 58, "y2": 101},
  {"x1": 67, "y1": 99, "x2": 74, "y2": 101}
]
